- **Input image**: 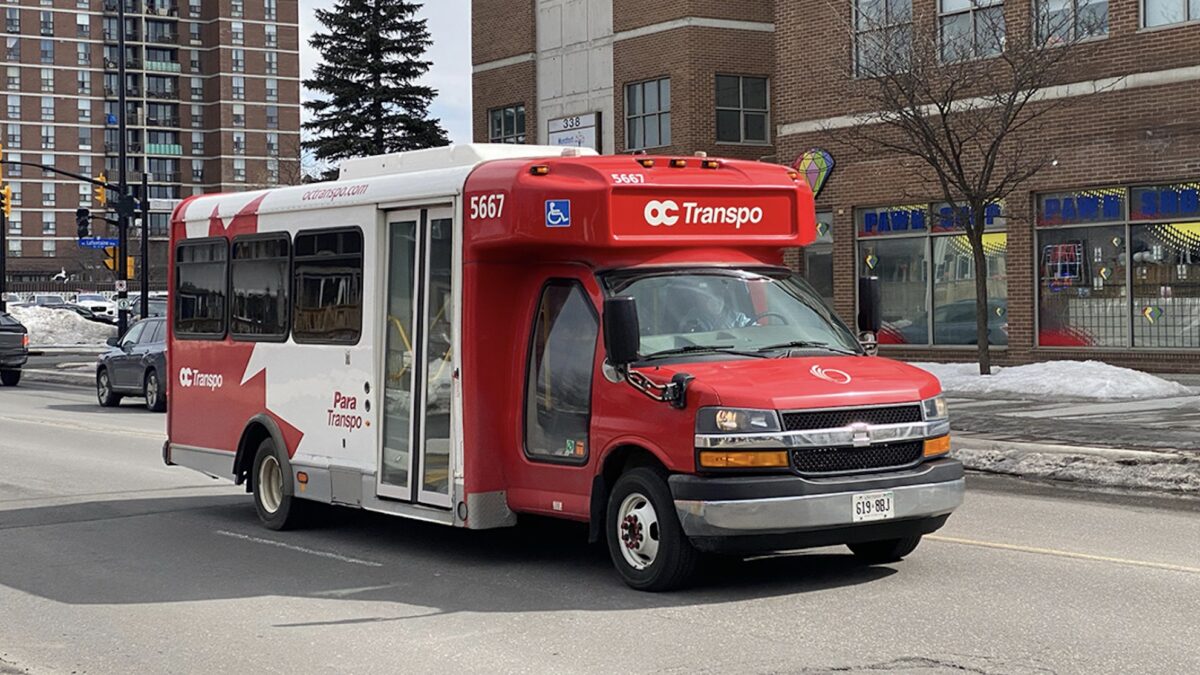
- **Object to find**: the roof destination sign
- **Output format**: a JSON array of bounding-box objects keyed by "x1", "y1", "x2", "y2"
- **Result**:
[{"x1": 548, "y1": 112, "x2": 600, "y2": 151}]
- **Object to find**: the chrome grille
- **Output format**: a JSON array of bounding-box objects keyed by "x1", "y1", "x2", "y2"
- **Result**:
[
  {"x1": 782, "y1": 405, "x2": 922, "y2": 432},
  {"x1": 790, "y1": 440, "x2": 923, "y2": 475}
]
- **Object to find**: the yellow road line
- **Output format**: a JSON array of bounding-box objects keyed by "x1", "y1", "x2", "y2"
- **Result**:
[{"x1": 927, "y1": 535, "x2": 1200, "y2": 575}]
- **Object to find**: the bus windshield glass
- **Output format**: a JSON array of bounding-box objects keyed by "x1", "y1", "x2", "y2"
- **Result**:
[{"x1": 603, "y1": 268, "x2": 861, "y2": 359}]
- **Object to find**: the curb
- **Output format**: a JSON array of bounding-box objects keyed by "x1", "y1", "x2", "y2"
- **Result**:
[
  {"x1": 18, "y1": 368, "x2": 94, "y2": 386},
  {"x1": 952, "y1": 434, "x2": 1200, "y2": 494}
]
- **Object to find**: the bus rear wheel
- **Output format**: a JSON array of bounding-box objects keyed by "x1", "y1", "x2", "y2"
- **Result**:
[
  {"x1": 605, "y1": 467, "x2": 697, "y2": 592},
  {"x1": 252, "y1": 438, "x2": 307, "y2": 530}
]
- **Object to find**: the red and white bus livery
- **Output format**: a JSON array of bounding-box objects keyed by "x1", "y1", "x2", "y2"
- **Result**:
[{"x1": 165, "y1": 144, "x2": 963, "y2": 590}]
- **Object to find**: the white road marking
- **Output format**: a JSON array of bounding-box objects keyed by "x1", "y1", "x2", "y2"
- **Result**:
[
  {"x1": 215, "y1": 530, "x2": 384, "y2": 568},
  {"x1": 928, "y1": 535, "x2": 1200, "y2": 575},
  {"x1": 311, "y1": 583, "x2": 399, "y2": 598}
]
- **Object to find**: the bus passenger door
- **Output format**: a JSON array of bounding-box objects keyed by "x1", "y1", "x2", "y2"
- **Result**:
[{"x1": 378, "y1": 206, "x2": 457, "y2": 509}]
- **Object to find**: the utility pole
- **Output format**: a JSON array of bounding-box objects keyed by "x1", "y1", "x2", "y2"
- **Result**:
[
  {"x1": 0, "y1": 143, "x2": 6, "y2": 313},
  {"x1": 116, "y1": 0, "x2": 130, "y2": 335},
  {"x1": 139, "y1": 172, "x2": 149, "y2": 319}
]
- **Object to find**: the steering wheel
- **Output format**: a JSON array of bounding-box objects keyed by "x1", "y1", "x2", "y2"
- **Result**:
[{"x1": 752, "y1": 312, "x2": 790, "y2": 326}]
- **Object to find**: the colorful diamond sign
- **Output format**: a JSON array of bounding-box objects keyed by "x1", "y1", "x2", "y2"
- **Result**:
[
  {"x1": 1142, "y1": 306, "x2": 1163, "y2": 323},
  {"x1": 792, "y1": 148, "x2": 835, "y2": 197},
  {"x1": 816, "y1": 220, "x2": 830, "y2": 237},
  {"x1": 1099, "y1": 266, "x2": 1111, "y2": 281},
  {"x1": 865, "y1": 254, "x2": 878, "y2": 270}
]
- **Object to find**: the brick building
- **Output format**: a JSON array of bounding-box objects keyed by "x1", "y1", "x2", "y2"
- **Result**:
[
  {"x1": 474, "y1": 0, "x2": 1200, "y2": 370},
  {"x1": 1, "y1": 0, "x2": 301, "y2": 283}
]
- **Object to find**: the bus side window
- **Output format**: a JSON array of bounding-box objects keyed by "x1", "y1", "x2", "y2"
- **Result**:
[
  {"x1": 292, "y1": 228, "x2": 363, "y2": 344},
  {"x1": 524, "y1": 281, "x2": 598, "y2": 463},
  {"x1": 231, "y1": 234, "x2": 291, "y2": 341},
  {"x1": 175, "y1": 238, "x2": 229, "y2": 339}
]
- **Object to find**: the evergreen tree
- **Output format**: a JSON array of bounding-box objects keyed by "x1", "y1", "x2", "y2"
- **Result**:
[{"x1": 303, "y1": 0, "x2": 448, "y2": 167}]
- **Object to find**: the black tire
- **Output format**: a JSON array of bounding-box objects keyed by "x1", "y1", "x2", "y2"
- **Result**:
[
  {"x1": 848, "y1": 535, "x2": 922, "y2": 564},
  {"x1": 605, "y1": 467, "x2": 697, "y2": 592},
  {"x1": 252, "y1": 437, "x2": 307, "y2": 531},
  {"x1": 144, "y1": 369, "x2": 166, "y2": 412},
  {"x1": 0, "y1": 369, "x2": 19, "y2": 386},
  {"x1": 96, "y1": 368, "x2": 122, "y2": 407}
]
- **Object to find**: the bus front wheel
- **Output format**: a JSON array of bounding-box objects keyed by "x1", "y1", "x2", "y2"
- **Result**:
[
  {"x1": 605, "y1": 467, "x2": 697, "y2": 592},
  {"x1": 252, "y1": 438, "x2": 307, "y2": 530}
]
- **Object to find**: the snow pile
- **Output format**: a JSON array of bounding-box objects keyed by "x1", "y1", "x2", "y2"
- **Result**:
[
  {"x1": 8, "y1": 306, "x2": 116, "y2": 346},
  {"x1": 912, "y1": 360, "x2": 1193, "y2": 400}
]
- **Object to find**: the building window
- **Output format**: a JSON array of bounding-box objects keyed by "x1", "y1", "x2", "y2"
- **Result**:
[
  {"x1": 76, "y1": 13, "x2": 90, "y2": 36},
  {"x1": 41, "y1": 125, "x2": 54, "y2": 149},
  {"x1": 189, "y1": 0, "x2": 201, "y2": 17},
  {"x1": 41, "y1": 97, "x2": 54, "y2": 121},
  {"x1": 79, "y1": 128, "x2": 91, "y2": 149},
  {"x1": 231, "y1": 21, "x2": 244, "y2": 45},
  {"x1": 78, "y1": 99, "x2": 91, "y2": 121},
  {"x1": 715, "y1": 75, "x2": 769, "y2": 144},
  {"x1": 41, "y1": 68, "x2": 54, "y2": 92},
  {"x1": 857, "y1": 202, "x2": 1009, "y2": 346},
  {"x1": 190, "y1": 76, "x2": 203, "y2": 100},
  {"x1": 5, "y1": 9, "x2": 18, "y2": 33},
  {"x1": 42, "y1": 240, "x2": 57, "y2": 256},
  {"x1": 1037, "y1": 0, "x2": 1108, "y2": 43},
  {"x1": 292, "y1": 228, "x2": 364, "y2": 344},
  {"x1": 78, "y1": 43, "x2": 91, "y2": 65},
  {"x1": 5, "y1": 123, "x2": 19, "y2": 147},
  {"x1": 79, "y1": 156, "x2": 92, "y2": 178},
  {"x1": 265, "y1": 0, "x2": 277, "y2": 20},
  {"x1": 232, "y1": 103, "x2": 245, "y2": 127},
  {"x1": 42, "y1": 211, "x2": 56, "y2": 236},
  {"x1": 191, "y1": 103, "x2": 203, "y2": 128},
  {"x1": 232, "y1": 76, "x2": 245, "y2": 100},
  {"x1": 265, "y1": 24, "x2": 277, "y2": 47},
  {"x1": 78, "y1": 71, "x2": 91, "y2": 94},
  {"x1": 524, "y1": 281, "x2": 598, "y2": 462},
  {"x1": 266, "y1": 132, "x2": 278, "y2": 156},
  {"x1": 79, "y1": 183, "x2": 91, "y2": 207},
  {"x1": 231, "y1": 0, "x2": 244, "y2": 18},
  {"x1": 1036, "y1": 184, "x2": 1200, "y2": 349},
  {"x1": 192, "y1": 159, "x2": 204, "y2": 181},
  {"x1": 940, "y1": 0, "x2": 1006, "y2": 62},
  {"x1": 8, "y1": 212, "x2": 20, "y2": 234},
  {"x1": 40, "y1": 11, "x2": 53, "y2": 36},
  {"x1": 625, "y1": 78, "x2": 670, "y2": 151},
  {"x1": 175, "y1": 239, "x2": 228, "y2": 338},
  {"x1": 190, "y1": 49, "x2": 201, "y2": 72},
  {"x1": 806, "y1": 211, "x2": 835, "y2": 308},
  {"x1": 4, "y1": 37, "x2": 17, "y2": 62},
  {"x1": 265, "y1": 78, "x2": 278, "y2": 102},
  {"x1": 7, "y1": 67, "x2": 21, "y2": 91},
  {"x1": 233, "y1": 157, "x2": 246, "y2": 181},
  {"x1": 232, "y1": 131, "x2": 246, "y2": 155},
  {"x1": 231, "y1": 49, "x2": 245, "y2": 73},
  {"x1": 1144, "y1": 0, "x2": 1198, "y2": 26},
  {"x1": 7, "y1": 152, "x2": 19, "y2": 175},
  {"x1": 5, "y1": 95, "x2": 17, "y2": 118},
  {"x1": 265, "y1": 105, "x2": 278, "y2": 129},
  {"x1": 264, "y1": 51, "x2": 278, "y2": 75},
  {"x1": 189, "y1": 21, "x2": 201, "y2": 42},
  {"x1": 42, "y1": 185, "x2": 56, "y2": 208},
  {"x1": 39, "y1": 39, "x2": 53, "y2": 64},
  {"x1": 8, "y1": 183, "x2": 19, "y2": 205},
  {"x1": 191, "y1": 131, "x2": 204, "y2": 155},
  {"x1": 230, "y1": 235, "x2": 291, "y2": 340},
  {"x1": 487, "y1": 104, "x2": 526, "y2": 144},
  {"x1": 41, "y1": 153, "x2": 54, "y2": 177}
]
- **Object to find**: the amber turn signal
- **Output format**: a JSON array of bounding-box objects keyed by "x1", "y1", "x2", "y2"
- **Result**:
[
  {"x1": 701, "y1": 159, "x2": 720, "y2": 169},
  {"x1": 923, "y1": 435, "x2": 951, "y2": 457},
  {"x1": 530, "y1": 165, "x2": 550, "y2": 175},
  {"x1": 637, "y1": 158, "x2": 656, "y2": 168},
  {"x1": 699, "y1": 451, "x2": 789, "y2": 469},
  {"x1": 669, "y1": 158, "x2": 687, "y2": 168}
]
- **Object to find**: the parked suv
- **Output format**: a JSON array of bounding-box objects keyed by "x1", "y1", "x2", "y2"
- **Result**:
[
  {"x1": 97, "y1": 317, "x2": 168, "y2": 411},
  {"x1": 0, "y1": 311, "x2": 29, "y2": 386}
]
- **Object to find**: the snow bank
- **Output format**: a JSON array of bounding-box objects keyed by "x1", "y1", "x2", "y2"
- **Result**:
[
  {"x1": 912, "y1": 360, "x2": 1193, "y2": 400},
  {"x1": 9, "y1": 306, "x2": 117, "y2": 346}
]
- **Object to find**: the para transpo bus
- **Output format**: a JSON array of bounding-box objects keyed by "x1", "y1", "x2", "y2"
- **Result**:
[{"x1": 164, "y1": 144, "x2": 963, "y2": 591}]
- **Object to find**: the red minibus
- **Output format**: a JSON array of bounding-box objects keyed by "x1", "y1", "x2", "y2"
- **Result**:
[{"x1": 164, "y1": 144, "x2": 962, "y2": 590}]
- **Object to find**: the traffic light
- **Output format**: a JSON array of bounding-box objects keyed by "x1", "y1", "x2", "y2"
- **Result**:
[
  {"x1": 94, "y1": 172, "x2": 107, "y2": 208},
  {"x1": 76, "y1": 208, "x2": 91, "y2": 239},
  {"x1": 0, "y1": 184, "x2": 10, "y2": 218},
  {"x1": 102, "y1": 247, "x2": 134, "y2": 277}
]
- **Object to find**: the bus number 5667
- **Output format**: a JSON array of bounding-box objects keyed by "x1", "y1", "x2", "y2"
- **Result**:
[{"x1": 470, "y1": 193, "x2": 505, "y2": 220}]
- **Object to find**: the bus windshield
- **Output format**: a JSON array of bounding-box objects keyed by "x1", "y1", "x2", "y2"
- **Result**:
[{"x1": 603, "y1": 268, "x2": 862, "y2": 360}]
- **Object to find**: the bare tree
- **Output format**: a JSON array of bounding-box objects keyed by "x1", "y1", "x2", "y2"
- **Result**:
[{"x1": 832, "y1": 2, "x2": 1110, "y2": 374}]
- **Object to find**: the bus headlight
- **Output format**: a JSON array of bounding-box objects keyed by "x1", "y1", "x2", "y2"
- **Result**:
[
  {"x1": 697, "y1": 407, "x2": 781, "y2": 434},
  {"x1": 921, "y1": 395, "x2": 949, "y2": 421}
]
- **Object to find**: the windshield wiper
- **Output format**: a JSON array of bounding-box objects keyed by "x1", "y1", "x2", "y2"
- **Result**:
[
  {"x1": 642, "y1": 344, "x2": 768, "y2": 360},
  {"x1": 754, "y1": 340, "x2": 860, "y2": 356}
]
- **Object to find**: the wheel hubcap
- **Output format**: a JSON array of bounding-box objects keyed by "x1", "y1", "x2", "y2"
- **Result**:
[
  {"x1": 147, "y1": 375, "x2": 157, "y2": 404},
  {"x1": 98, "y1": 373, "x2": 109, "y2": 399},
  {"x1": 617, "y1": 492, "x2": 660, "y2": 570},
  {"x1": 259, "y1": 455, "x2": 284, "y2": 514}
]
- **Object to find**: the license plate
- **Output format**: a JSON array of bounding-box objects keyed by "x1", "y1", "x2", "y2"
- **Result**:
[{"x1": 852, "y1": 490, "x2": 895, "y2": 523}]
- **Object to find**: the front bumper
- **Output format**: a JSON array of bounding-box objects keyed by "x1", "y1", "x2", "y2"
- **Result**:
[{"x1": 670, "y1": 458, "x2": 964, "y2": 546}]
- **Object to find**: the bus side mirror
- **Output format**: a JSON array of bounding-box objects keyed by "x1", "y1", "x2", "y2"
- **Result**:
[
  {"x1": 603, "y1": 297, "x2": 640, "y2": 368},
  {"x1": 858, "y1": 276, "x2": 881, "y2": 355}
]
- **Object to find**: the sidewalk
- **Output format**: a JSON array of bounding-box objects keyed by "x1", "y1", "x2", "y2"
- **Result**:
[{"x1": 947, "y1": 379, "x2": 1200, "y2": 494}]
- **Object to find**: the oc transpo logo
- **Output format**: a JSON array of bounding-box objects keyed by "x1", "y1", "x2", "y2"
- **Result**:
[
  {"x1": 178, "y1": 367, "x2": 223, "y2": 390},
  {"x1": 644, "y1": 200, "x2": 680, "y2": 227},
  {"x1": 810, "y1": 364, "x2": 852, "y2": 385}
]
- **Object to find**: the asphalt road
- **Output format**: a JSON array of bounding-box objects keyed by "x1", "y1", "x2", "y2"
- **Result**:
[{"x1": 2, "y1": 381, "x2": 1198, "y2": 674}]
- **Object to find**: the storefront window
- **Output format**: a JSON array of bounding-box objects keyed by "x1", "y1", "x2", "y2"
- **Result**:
[
  {"x1": 1037, "y1": 183, "x2": 1200, "y2": 350},
  {"x1": 805, "y1": 211, "x2": 834, "y2": 308},
  {"x1": 857, "y1": 203, "x2": 1007, "y2": 346}
]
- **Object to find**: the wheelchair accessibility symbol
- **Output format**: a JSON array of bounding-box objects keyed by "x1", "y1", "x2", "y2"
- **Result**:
[{"x1": 545, "y1": 200, "x2": 571, "y2": 228}]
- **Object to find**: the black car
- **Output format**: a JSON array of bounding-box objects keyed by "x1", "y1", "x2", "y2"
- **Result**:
[
  {"x1": 97, "y1": 317, "x2": 168, "y2": 411},
  {"x1": 0, "y1": 311, "x2": 28, "y2": 386}
]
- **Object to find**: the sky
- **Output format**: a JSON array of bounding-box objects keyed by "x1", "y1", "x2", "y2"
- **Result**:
[{"x1": 298, "y1": 0, "x2": 474, "y2": 144}]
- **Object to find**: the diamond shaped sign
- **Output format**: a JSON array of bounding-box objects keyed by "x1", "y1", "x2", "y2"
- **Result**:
[{"x1": 792, "y1": 149, "x2": 835, "y2": 197}]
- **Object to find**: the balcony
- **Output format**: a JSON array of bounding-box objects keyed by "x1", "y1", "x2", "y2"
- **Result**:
[
  {"x1": 103, "y1": 29, "x2": 141, "y2": 43},
  {"x1": 150, "y1": 172, "x2": 181, "y2": 182},
  {"x1": 104, "y1": 86, "x2": 142, "y2": 98},
  {"x1": 145, "y1": 60, "x2": 181, "y2": 73},
  {"x1": 104, "y1": 58, "x2": 143, "y2": 70},
  {"x1": 146, "y1": 89, "x2": 178, "y2": 100},
  {"x1": 146, "y1": 143, "x2": 182, "y2": 156},
  {"x1": 146, "y1": 116, "x2": 180, "y2": 127},
  {"x1": 148, "y1": 33, "x2": 178, "y2": 45}
]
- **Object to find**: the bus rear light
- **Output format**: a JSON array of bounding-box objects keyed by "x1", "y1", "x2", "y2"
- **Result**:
[
  {"x1": 923, "y1": 435, "x2": 951, "y2": 457},
  {"x1": 699, "y1": 450, "x2": 789, "y2": 469},
  {"x1": 701, "y1": 160, "x2": 720, "y2": 170},
  {"x1": 22, "y1": 334, "x2": 29, "y2": 348},
  {"x1": 637, "y1": 158, "x2": 655, "y2": 168},
  {"x1": 530, "y1": 165, "x2": 550, "y2": 176},
  {"x1": 787, "y1": 171, "x2": 800, "y2": 181},
  {"x1": 669, "y1": 159, "x2": 687, "y2": 168}
]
